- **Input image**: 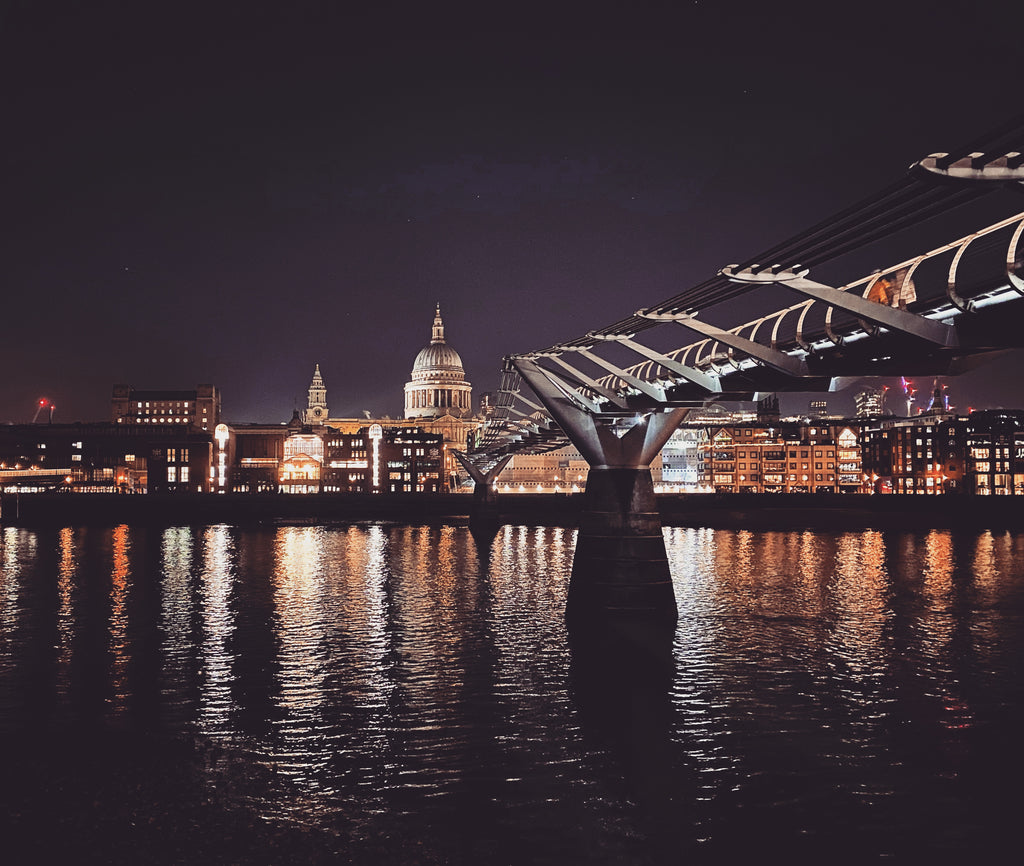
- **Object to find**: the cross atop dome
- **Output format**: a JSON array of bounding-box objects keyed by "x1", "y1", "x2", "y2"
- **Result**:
[{"x1": 432, "y1": 303, "x2": 445, "y2": 344}]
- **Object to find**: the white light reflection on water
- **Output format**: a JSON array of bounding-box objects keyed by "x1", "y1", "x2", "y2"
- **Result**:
[
  {"x1": 663, "y1": 526, "x2": 734, "y2": 784},
  {"x1": 0, "y1": 528, "x2": 32, "y2": 720},
  {"x1": 348, "y1": 525, "x2": 397, "y2": 800},
  {"x1": 197, "y1": 525, "x2": 237, "y2": 734},
  {"x1": 268, "y1": 526, "x2": 332, "y2": 792},
  {"x1": 160, "y1": 527, "x2": 196, "y2": 724},
  {"x1": 1, "y1": 527, "x2": 32, "y2": 632}
]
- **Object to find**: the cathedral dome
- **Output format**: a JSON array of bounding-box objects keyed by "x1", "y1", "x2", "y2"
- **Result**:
[
  {"x1": 405, "y1": 304, "x2": 472, "y2": 419},
  {"x1": 412, "y1": 341, "x2": 464, "y2": 375}
]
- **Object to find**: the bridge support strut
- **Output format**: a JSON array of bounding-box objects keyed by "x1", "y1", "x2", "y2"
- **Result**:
[
  {"x1": 453, "y1": 452, "x2": 512, "y2": 528},
  {"x1": 513, "y1": 357, "x2": 686, "y2": 625}
]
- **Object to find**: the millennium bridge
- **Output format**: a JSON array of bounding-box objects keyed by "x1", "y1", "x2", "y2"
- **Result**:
[{"x1": 457, "y1": 116, "x2": 1024, "y2": 627}]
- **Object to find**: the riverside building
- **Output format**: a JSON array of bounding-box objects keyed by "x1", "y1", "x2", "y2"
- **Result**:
[
  {"x1": 861, "y1": 409, "x2": 1024, "y2": 495},
  {"x1": 0, "y1": 422, "x2": 212, "y2": 493},
  {"x1": 699, "y1": 421, "x2": 863, "y2": 494},
  {"x1": 111, "y1": 384, "x2": 221, "y2": 432}
]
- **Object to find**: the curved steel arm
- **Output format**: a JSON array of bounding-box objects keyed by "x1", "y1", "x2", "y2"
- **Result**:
[
  {"x1": 914, "y1": 151, "x2": 1024, "y2": 183},
  {"x1": 589, "y1": 331, "x2": 722, "y2": 393},
  {"x1": 720, "y1": 266, "x2": 958, "y2": 346},
  {"x1": 636, "y1": 308, "x2": 807, "y2": 377}
]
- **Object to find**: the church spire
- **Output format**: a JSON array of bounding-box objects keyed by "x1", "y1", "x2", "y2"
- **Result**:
[
  {"x1": 310, "y1": 363, "x2": 324, "y2": 388},
  {"x1": 304, "y1": 363, "x2": 328, "y2": 424},
  {"x1": 431, "y1": 303, "x2": 445, "y2": 344}
]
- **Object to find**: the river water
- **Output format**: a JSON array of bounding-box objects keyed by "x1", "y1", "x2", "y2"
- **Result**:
[{"x1": 2, "y1": 522, "x2": 1023, "y2": 862}]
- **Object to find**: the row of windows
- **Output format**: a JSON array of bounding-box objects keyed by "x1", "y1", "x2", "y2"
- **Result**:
[
  {"x1": 165, "y1": 466, "x2": 190, "y2": 483},
  {"x1": 407, "y1": 388, "x2": 471, "y2": 409},
  {"x1": 714, "y1": 448, "x2": 837, "y2": 458}
]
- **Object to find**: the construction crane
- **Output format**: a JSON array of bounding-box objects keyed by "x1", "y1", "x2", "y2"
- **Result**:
[{"x1": 32, "y1": 398, "x2": 54, "y2": 423}]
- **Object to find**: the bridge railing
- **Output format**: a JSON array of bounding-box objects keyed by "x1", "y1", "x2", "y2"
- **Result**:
[{"x1": 590, "y1": 210, "x2": 1024, "y2": 394}]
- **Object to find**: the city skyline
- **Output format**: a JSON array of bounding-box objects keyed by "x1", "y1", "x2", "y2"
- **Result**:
[{"x1": 4, "y1": 2, "x2": 1024, "y2": 424}]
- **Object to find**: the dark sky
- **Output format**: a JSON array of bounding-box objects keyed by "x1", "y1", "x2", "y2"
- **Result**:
[{"x1": 3, "y1": 0, "x2": 1023, "y2": 424}]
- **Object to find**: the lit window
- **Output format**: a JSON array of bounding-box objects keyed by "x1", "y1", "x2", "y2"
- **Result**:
[
  {"x1": 167, "y1": 466, "x2": 177, "y2": 482},
  {"x1": 180, "y1": 466, "x2": 189, "y2": 483}
]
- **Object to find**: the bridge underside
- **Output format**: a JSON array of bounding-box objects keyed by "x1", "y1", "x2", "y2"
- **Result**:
[{"x1": 605, "y1": 296, "x2": 1024, "y2": 410}]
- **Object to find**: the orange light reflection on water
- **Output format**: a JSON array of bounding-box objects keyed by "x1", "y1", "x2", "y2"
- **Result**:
[
  {"x1": 55, "y1": 527, "x2": 77, "y2": 704},
  {"x1": 108, "y1": 524, "x2": 130, "y2": 714}
]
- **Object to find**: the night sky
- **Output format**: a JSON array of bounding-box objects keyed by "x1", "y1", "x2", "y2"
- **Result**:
[{"x1": 4, "y1": 1, "x2": 1023, "y2": 424}]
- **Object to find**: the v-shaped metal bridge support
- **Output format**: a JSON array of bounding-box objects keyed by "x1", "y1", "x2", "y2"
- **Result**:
[
  {"x1": 452, "y1": 451, "x2": 513, "y2": 527},
  {"x1": 513, "y1": 356, "x2": 687, "y2": 624}
]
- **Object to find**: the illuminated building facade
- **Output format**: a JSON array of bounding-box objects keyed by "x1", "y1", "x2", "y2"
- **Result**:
[
  {"x1": 657, "y1": 427, "x2": 707, "y2": 491},
  {"x1": 492, "y1": 428, "x2": 708, "y2": 493},
  {"x1": 863, "y1": 415, "x2": 963, "y2": 494},
  {"x1": 212, "y1": 421, "x2": 444, "y2": 494},
  {"x1": 498, "y1": 444, "x2": 590, "y2": 492},
  {"x1": 862, "y1": 410, "x2": 1024, "y2": 495},
  {"x1": 111, "y1": 384, "x2": 221, "y2": 432},
  {"x1": 964, "y1": 411, "x2": 1024, "y2": 495},
  {"x1": 280, "y1": 430, "x2": 325, "y2": 493},
  {"x1": 700, "y1": 422, "x2": 862, "y2": 494},
  {"x1": 855, "y1": 387, "x2": 886, "y2": 417},
  {"x1": 322, "y1": 426, "x2": 443, "y2": 493}
]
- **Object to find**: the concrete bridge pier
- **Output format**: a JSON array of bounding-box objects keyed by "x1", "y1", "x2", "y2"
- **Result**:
[
  {"x1": 513, "y1": 358, "x2": 688, "y2": 625},
  {"x1": 571, "y1": 462, "x2": 678, "y2": 624}
]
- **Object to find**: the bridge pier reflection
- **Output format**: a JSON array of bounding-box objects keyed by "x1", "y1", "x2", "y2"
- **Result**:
[{"x1": 568, "y1": 606, "x2": 684, "y2": 849}]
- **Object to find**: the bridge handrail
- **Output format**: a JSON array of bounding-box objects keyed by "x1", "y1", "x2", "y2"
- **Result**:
[{"x1": 591, "y1": 211, "x2": 1024, "y2": 391}]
